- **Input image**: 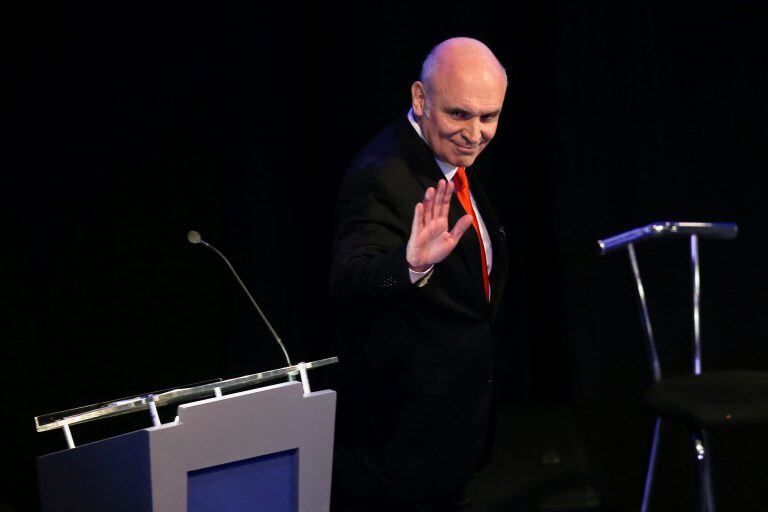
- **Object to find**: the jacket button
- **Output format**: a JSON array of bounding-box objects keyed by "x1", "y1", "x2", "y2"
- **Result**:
[{"x1": 378, "y1": 275, "x2": 397, "y2": 288}]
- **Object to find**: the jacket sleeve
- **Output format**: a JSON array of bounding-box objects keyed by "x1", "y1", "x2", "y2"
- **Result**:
[{"x1": 330, "y1": 161, "x2": 418, "y2": 306}]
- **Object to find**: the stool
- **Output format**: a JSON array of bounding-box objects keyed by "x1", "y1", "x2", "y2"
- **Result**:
[{"x1": 598, "y1": 221, "x2": 768, "y2": 512}]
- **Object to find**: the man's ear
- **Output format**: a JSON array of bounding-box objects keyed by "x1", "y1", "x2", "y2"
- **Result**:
[{"x1": 411, "y1": 81, "x2": 426, "y2": 116}]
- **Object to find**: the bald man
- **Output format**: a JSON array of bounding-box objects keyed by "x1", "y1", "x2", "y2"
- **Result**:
[{"x1": 330, "y1": 38, "x2": 509, "y2": 511}]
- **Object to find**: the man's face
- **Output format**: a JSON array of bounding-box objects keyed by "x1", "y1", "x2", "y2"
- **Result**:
[{"x1": 411, "y1": 67, "x2": 506, "y2": 168}]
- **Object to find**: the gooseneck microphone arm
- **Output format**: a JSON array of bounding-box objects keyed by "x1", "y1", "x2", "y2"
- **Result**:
[{"x1": 187, "y1": 230, "x2": 293, "y2": 368}]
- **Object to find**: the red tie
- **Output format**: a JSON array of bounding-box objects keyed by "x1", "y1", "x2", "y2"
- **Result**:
[{"x1": 453, "y1": 167, "x2": 490, "y2": 302}]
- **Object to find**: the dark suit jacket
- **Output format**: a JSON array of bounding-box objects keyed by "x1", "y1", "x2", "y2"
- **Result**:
[{"x1": 330, "y1": 115, "x2": 509, "y2": 504}]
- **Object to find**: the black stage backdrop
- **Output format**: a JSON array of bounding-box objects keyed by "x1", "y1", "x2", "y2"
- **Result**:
[{"x1": 5, "y1": 1, "x2": 768, "y2": 510}]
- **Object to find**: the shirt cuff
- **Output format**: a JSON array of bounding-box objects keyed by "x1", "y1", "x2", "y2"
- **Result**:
[{"x1": 408, "y1": 265, "x2": 434, "y2": 287}]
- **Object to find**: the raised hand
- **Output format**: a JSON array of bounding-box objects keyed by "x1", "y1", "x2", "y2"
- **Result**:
[{"x1": 406, "y1": 179, "x2": 474, "y2": 272}]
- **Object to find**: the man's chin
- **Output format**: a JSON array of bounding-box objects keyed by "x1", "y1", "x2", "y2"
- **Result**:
[{"x1": 452, "y1": 154, "x2": 479, "y2": 167}]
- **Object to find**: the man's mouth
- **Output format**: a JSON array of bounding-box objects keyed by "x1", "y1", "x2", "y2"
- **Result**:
[{"x1": 454, "y1": 143, "x2": 478, "y2": 154}]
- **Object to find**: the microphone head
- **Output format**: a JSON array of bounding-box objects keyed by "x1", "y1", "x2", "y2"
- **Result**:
[{"x1": 187, "y1": 230, "x2": 202, "y2": 244}]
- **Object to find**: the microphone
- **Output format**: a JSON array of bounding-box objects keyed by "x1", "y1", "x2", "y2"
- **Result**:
[{"x1": 187, "y1": 230, "x2": 293, "y2": 369}]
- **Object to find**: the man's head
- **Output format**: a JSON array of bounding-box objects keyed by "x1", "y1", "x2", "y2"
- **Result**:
[{"x1": 411, "y1": 37, "x2": 507, "y2": 168}]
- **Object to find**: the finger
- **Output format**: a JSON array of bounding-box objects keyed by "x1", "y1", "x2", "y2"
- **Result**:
[
  {"x1": 449, "y1": 213, "x2": 474, "y2": 239},
  {"x1": 432, "y1": 180, "x2": 446, "y2": 220},
  {"x1": 439, "y1": 180, "x2": 454, "y2": 219},
  {"x1": 429, "y1": 181, "x2": 442, "y2": 222},
  {"x1": 422, "y1": 187, "x2": 435, "y2": 223},
  {"x1": 435, "y1": 178, "x2": 445, "y2": 197},
  {"x1": 411, "y1": 202, "x2": 424, "y2": 236}
]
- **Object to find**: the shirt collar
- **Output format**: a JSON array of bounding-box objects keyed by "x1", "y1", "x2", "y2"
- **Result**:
[{"x1": 407, "y1": 108, "x2": 459, "y2": 181}]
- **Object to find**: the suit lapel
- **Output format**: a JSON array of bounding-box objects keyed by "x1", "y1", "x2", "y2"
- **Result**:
[
  {"x1": 450, "y1": 194, "x2": 489, "y2": 305},
  {"x1": 471, "y1": 175, "x2": 509, "y2": 317}
]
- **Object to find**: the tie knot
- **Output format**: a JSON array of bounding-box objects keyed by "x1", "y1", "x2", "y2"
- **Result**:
[{"x1": 453, "y1": 166, "x2": 469, "y2": 193}]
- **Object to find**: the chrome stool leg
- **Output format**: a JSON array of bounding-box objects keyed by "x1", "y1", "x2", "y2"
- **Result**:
[
  {"x1": 641, "y1": 416, "x2": 662, "y2": 512},
  {"x1": 693, "y1": 429, "x2": 716, "y2": 511}
]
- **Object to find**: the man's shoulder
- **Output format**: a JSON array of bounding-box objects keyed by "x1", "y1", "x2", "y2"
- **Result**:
[{"x1": 347, "y1": 117, "x2": 430, "y2": 181}]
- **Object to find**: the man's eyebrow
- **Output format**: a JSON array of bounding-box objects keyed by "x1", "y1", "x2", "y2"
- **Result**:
[{"x1": 444, "y1": 106, "x2": 502, "y2": 117}]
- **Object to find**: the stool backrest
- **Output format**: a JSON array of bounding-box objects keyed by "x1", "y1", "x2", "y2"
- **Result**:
[{"x1": 597, "y1": 222, "x2": 738, "y2": 382}]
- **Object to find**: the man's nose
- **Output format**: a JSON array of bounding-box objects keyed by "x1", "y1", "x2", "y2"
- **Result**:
[{"x1": 463, "y1": 119, "x2": 482, "y2": 145}]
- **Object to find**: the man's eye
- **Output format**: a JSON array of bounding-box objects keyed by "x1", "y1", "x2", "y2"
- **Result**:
[
  {"x1": 481, "y1": 113, "x2": 499, "y2": 121},
  {"x1": 450, "y1": 110, "x2": 466, "y2": 119}
]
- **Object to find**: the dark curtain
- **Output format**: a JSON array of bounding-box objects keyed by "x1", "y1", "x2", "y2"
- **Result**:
[{"x1": 5, "y1": 1, "x2": 767, "y2": 509}]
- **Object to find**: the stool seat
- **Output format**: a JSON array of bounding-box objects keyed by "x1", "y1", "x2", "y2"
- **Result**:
[{"x1": 645, "y1": 370, "x2": 768, "y2": 428}]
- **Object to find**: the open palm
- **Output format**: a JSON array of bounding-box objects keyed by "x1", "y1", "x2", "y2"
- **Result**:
[{"x1": 406, "y1": 179, "x2": 473, "y2": 272}]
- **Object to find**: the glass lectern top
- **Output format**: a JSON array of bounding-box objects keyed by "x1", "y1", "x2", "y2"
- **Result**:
[{"x1": 35, "y1": 357, "x2": 338, "y2": 433}]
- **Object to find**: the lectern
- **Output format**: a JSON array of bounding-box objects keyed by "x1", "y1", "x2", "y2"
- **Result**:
[{"x1": 35, "y1": 359, "x2": 337, "y2": 512}]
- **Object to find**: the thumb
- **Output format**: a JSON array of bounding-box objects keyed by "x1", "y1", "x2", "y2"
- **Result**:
[{"x1": 449, "y1": 214, "x2": 474, "y2": 239}]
